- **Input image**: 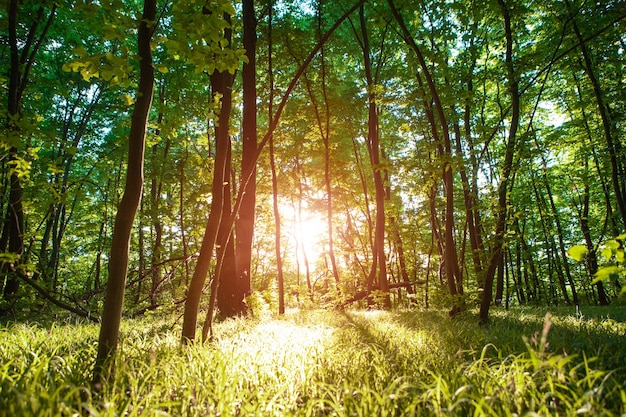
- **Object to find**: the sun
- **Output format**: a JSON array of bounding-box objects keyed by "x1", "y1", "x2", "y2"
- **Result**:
[{"x1": 281, "y1": 202, "x2": 327, "y2": 274}]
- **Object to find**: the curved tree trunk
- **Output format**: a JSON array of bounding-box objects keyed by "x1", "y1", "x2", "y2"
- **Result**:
[
  {"x1": 3, "y1": 1, "x2": 56, "y2": 303},
  {"x1": 565, "y1": 0, "x2": 626, "y2": 228},
  {"x1": 388, "y1": 0, "x2": 463, "y2": 314},
  {"x1": 94, "y1": 0, "x2": 156, "y2": 383},
  {"x1": 479, "y1": 0, "x2": 520, "y2": 324},
  {"x1": 359, "y1": 5, "x2": 390, "y2": 308}
]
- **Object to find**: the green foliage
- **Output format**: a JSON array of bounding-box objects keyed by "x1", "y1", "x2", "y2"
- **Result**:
[
  {"x1": 570, "y1": 235, "x2": 626, "y2": 297},
  {"x1": 567, "y1": 245, "x2": 588, "y2": 262},
  {"x1": 1, "y1": 307, "x2": 624, "y2": 416}
]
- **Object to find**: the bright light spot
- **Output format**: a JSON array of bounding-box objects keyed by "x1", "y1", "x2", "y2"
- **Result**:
[
  {"x1": 280, "y1": 202, "x2": 327, "y2": 274},
  {"x1": 295, "y1": 210, "x2": 327, "y2": 272},
  {"x1": 540, "y1": 101, "x2": 569, "y2": 128},
  {"x1": 216, "y1": 318, "x2": 333, "y2": 400}
]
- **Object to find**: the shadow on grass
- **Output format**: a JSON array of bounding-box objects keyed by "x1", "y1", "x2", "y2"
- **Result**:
[{"x1": 391, "y1": 305, "x2": 626, "y2": 372}]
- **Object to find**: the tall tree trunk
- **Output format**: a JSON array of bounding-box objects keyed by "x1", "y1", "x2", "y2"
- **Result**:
[
  {"x1": 541, "y1": 164, "x2": 579, "y2": 305},
  {"x1": 215, "y1": 140, "x2": 238, "y2": 317},
  {"x1": 359, "y1": 5, "x2": 390, "y2": 308},
  {"x1": 319, "y1": 2, "x2": 340, "y2": 288},
  {"x1": 388, "y1": 0, "x2": 463, "y2": 314},
  {"x1": 295, "y1": 160, "x2": 312, "y2": 297},
  {"x1": 183, "y1": 73, "x2": 232, "y2": 343},
  {"x1": 532, "y1": 176, "x2": 570, "y2": 304},
  {"x1": 3, "y1": 1, "x2": 56, "y2": 302},
  {"x1": 235, "y1": 0, "x2": 257, "y2": 304},
  {"x1": 565, "y1": 0, "x2": 626, "y2": 228},
  {"x1": 94, "y1": 0, "x2": 156, "y2": 383},
  {"x1": 270, "y1": 129, "x2": 284, "y2": 314},
  {"x1": 578, "y1": 159, "x2": 610, "y2": 305},
  {"x1": 178, "y1": 152, "x2": 190, "y2": 285},
  {"x1": 570, "y1": 71, "x2": 620, "y2": 236},
  {"x1": 267, "y1": 0, "x2": 285, "y2": 314},
  {"x1": 479, "y1": 0, "x2": 520, "y2": 325},
  {"x1": 390, "y1": 216, "x2": 414, "y2": 298}
]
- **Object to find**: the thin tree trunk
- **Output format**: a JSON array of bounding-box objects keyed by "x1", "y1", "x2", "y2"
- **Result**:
[
  {"x1": 94, "y1": 0, "x2": 156, "y2": 383},
  {"x1": 267, "y1": 0, "x2": 284, "y2": 314},
  {"x1": 541, "y1": 164, "x2": 579, "y2": 305},
  {"x1": 3, "y1": 1, "x2": 56, "y2": 302},
  {"x1": 571, "y1": 71, "x2": 620, "y2": 236},
  {"x1": 532, "y1": 176, "x2": 570, "y2": 304},
  {"x1": 389, "y1": 0, "x2": 463, "y2": 314},
  {"x1": 479, "y1": 0, "x2": 520, "y2": 324},
  {"x1": 566, "y1": 0, "x2": 626, "y2": 228},
  {"x1": 270, "y1": 131, "x2": 284, "y2": 314},
  {"x1": 359, "y1": 5, "x2": 390, "y2": 308},
  {"x1": 179, "y1": 151, "x2": 190, "y2": 285},
  {"x1": 319, "y1": 2, "x2": 340, "y2": 288},
  {"x1": 578, "y1": 159, "x2": 610, "y2": 305},
  {"x1": 215, "y1": 141, "x2": 238, "y2": 317}
]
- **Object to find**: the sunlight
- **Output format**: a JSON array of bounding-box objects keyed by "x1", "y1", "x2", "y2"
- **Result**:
[
  {"x1": 282, "y1": 202, "x2": 327, "y2": 274},
  {"x1": 215, "y1": 317, "x2": 334, "y2": 404}
]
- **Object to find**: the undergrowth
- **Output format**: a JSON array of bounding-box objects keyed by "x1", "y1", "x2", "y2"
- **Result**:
[{"x1": 1, "y1": 306, "x2": 624, "y2": 416}]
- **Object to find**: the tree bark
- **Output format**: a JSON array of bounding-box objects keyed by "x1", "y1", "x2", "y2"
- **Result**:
[
  {"x1": 565, "y1": 0, "x2": 626, "y2": 228},
  {"x1": 94, "y1": 0, "x2": 156, "y2": 383},
  {"x1": 480, "y1": 0, "x2": 520, "y2": 324},
  {"x1": 235, "y1": 0, "x2": 257, "y2": 303},
  {"x1": 388, "y1": 0, "x2": 463, "y2": 314},
  {"x1": 359, "y1": 5, "x2": 390, "y2": 309},
  {"x1": 3, "y1": 1, "x2": 56, "y2": 302},
  {"x1": 182, "y1": 69, "x2": 234, "y2": 343},
  {"x1": 319, "y1": 1, "x2": 341, "y2": 288},
  {"x1": 578, "y1": 159, "x2": 610, "y2": 305}
]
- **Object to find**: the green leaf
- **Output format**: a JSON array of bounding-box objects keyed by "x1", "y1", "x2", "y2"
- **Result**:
[
  {"x1": 567, "y1": 245, "x2": 587, "y2": 262},
  {"x1": 72, "y1": 46, "x2": 88, "y2": 57},
  {"x1": 601, "y1": 247, "x2": 613, "y2": 262},
  {"x1": 593, "y1": 266, "x2": 622, "y2": 284}
]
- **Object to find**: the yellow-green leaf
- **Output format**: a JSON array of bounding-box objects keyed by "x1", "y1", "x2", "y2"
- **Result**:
[{"x1": 567, "y1": 245, "x2": 587, "y2": 262}]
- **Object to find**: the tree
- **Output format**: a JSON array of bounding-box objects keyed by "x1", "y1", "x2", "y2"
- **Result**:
[
  {"x1": 2, "y1": 0, "x2": 57, "y2": 304},
  {"x1": 479, "y1": 0, "x2": 521, "y2": 324},
  {"x1": 388, "y1": 0, "x2": 463, "y2": 315},
  {"x1": 235, "y1": 0, "x2": 258, "y2": 310},
  {"x1": 93, "y1": 0, "x2": 157, "y2": 383}
]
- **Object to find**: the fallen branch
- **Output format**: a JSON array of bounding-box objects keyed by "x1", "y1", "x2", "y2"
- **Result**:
[{"x1": 16, "y1": 271, "x2": 100, "y2": 322}]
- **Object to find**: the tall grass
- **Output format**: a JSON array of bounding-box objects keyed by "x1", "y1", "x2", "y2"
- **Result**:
[{"x1": 1, "y1": 306, "x2": 624, "y2": 416}]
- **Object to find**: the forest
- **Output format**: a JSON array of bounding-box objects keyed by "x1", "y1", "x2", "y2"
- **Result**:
[{"x1": 1, "y1": 0, "x2": 626, "y2": 415}]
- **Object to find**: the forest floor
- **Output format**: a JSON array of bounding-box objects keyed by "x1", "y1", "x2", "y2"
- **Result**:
[{"x1": 1, "y1": 305, "x2": 625, "y2": 416}]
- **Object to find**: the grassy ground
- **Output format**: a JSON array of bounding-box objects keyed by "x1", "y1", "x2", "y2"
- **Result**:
[{"x1": 1, "y1": 305, "x2": 625, "y2": 416}]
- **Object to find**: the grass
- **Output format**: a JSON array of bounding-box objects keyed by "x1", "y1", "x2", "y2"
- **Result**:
[{"x1": 1, "y1": 306, "x2": 625, "y2": 416}]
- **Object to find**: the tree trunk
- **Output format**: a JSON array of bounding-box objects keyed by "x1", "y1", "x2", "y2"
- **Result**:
[
  {"x1": 270, "y1": 130, "x2": 284, "y2": 314},
  {"x1": 479, "y1": 0, "x2": 520, "y2": 325},
  {"x1": 359, "y1": 5, "x2": 390, "y2": 308},
  {"x1": 319, "y1": 2, "x2": 340, "y2": 288},
  {"x1": 235, "y1": 0, "x2": 257, "y2": 303},
  {"x1": 267, "y1": 0, "x2": 284, "y2": 314},
  {"x1": 94, "y1": 0, "x2": 156, "y2": 383},
  {"x1": 541, "y1": 164, "x2": 579, "y2": 305},
  {"x1": 578, "y1": 160, "x2": 610, "y2": 305},
  {"x1": 532, "y1": 176, "x2": 570, "y2": 304},
  {"x1": 389, "y1": 0, "x2": 463, "y2": 314},
  {"x1": 565, "y1": 0, "x2": 626, "y2": 228},
  {"x1": 3, "y1": 1, "x2": 56, "y2": 303},
  {"x1": 215, "y1": 140, "x2": 239, "y2": 317}
]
